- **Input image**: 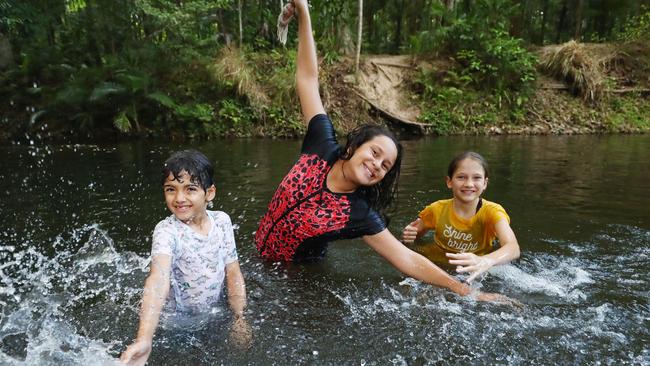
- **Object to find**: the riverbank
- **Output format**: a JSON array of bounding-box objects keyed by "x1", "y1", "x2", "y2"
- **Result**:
[
  {"x1": 323, "y1": 41, "x2": 649, "y2": 136},
  {"x1": 1, "y1": 42, "x2": 648, "y2": 142}
]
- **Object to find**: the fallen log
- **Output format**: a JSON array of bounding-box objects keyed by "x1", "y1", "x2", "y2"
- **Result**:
[{"x1": 353, "y1": 90, "x2": 427, "y2": 134}]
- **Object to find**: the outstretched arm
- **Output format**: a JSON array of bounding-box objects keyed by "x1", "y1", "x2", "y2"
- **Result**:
[
  {"x1": 365, "y1": 229, "x2": 471, "y2": 295},
  {"x1": 291, "y1": 0, "x2": 325, "y2": 123},
  {"x1": 364, "y1": 230, "x2": 510, "y2": 302},
  {"x1": 447, "y1": 218, "x2": 521, "y2": 282},
  {"x1": 120, "y1": 255, "x2": 171, "y2": 366}
]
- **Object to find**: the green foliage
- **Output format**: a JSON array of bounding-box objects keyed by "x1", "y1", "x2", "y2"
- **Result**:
[
  {"x1": 447, "y1": 21, "x2": 537, "y2": 99},
  {"x1": 607, "y1": 96, "x2": 650, "y2": 130},
  {"x1": 214, "y1": 99, "x2": 251, "y2": 136},
  {"x1": 616, "y1": 6, "x2": 650, "y2": 42}
]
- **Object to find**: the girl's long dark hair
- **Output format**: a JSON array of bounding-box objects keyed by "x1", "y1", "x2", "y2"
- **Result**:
[{"x1": 339, "y1": 124, "x2": 403, "y2": 217}]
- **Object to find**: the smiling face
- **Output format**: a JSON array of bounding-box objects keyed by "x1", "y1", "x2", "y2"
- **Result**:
[
  {"x1": 446, "y1": 158, "x2": 488, "y2": 204},
  {"x1": 163, "y1": 171, "x2": 215, "y2": 222},
  {"x1": 343, "y1": 135, "x2": 398, "y2": 187}
]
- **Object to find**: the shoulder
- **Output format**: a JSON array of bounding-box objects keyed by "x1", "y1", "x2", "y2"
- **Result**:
[
  {"x1": 208, "y1": 210, "x2": 233, "y2": 226},
  {"x1": 154, "y1": 214, "x2": 180, "y2": 233},
  {"x1": 481, "y1": 199, "x2": 507, "y2": 213},
  {"x1": 480, "y1": 199, "x2": 510, "y2": 222},
  {"x1": 425, "y1": 199, "x2": 452, "y2": 211}
]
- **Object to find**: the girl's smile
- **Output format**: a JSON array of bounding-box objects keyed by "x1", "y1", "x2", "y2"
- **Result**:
[
  {"x1": 446, "y1": 158, "x2": 488, "y2": 205},
  {"x1": 346, "y1": 135, "x2": 397, "y2": 186}
]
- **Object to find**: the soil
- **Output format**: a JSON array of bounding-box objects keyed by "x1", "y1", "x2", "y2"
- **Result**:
[{"x1": 322, "y1": 42, "x2": 649, "y2": 135}]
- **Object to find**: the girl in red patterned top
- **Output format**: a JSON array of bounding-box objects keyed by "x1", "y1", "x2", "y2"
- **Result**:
[{"x1": 256, "y1": 0, "x2": 507, "y2": 302}]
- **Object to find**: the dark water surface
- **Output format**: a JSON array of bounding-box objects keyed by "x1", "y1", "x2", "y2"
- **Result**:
[{"x1": 1, "y1": 134, "x2": 648, "y2": 365}]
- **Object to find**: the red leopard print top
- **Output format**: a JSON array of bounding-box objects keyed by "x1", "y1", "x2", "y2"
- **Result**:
[{"x1": 255, "y1": 114, "x2": 386, "y2": 261}]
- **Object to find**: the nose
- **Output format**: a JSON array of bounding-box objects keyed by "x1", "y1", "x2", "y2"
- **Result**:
[
  {"x1": 174, "y1": 191, "x2": 186, "y2": 203},
  {"x1": 371, "y1": 159, "x2": 381, "y2": 171}
]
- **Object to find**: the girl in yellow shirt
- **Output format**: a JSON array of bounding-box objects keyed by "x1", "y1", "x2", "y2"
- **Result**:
[{"x1": 402, "y1": 151, "x2": 520, "y2": 282}]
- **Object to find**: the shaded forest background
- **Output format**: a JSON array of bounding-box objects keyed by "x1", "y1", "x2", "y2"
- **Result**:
[{"x1": 1, "y1": 0, "x2": 649, "y2": 141}]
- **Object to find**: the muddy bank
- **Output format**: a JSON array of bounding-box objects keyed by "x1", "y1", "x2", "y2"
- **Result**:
[{"x1": 324, "y1": 42, "x2": 649, "y2": 136}]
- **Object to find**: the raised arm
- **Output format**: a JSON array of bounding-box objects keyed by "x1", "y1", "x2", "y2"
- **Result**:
[
  {"x1": 120, "y1": 254, "x2": 171, "y2": 366},
  {"x1": 291, "y1": 0, "x2": 325, "y2": 123},
  {"x1": 447, "y1": 218, "x2": 521, "y2": 282}
]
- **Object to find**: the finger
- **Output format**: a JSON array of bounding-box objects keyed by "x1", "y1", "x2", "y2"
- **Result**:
[
  {"x1": 448, "y1": 259, "x2": 473, "y2": 266},
  {"x1": 446, "y1": 252, "x2": 470, "y2": 259},
  {"x1": 456, "y1": 264, "x2": 479, "y2": 273},
  {"x1": 466, "y1": 271, "x2": 479, "y2": 283},
  {"x1": 409, "y1": 218, "x2": 421, "y2": 226}
]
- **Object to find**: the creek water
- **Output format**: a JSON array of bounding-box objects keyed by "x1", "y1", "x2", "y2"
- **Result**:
[{"x1": 0, "y1": 134, "x2": 648, "y2": 365}]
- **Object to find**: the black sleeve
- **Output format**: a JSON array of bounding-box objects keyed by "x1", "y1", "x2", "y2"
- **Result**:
[
  {"x1": 301, "y1": 114, "x2": 340, "y2": 162},
  {"x1": 363, "y1": 209, "x2": 387, "y2": 236}
]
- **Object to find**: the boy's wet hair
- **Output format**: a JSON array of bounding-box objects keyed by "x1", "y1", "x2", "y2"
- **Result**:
[
  {"x1": 447, "y1": 151, "x2": 489, "y2": 178},
  {"x1": 162, "y1": 150, "x2": 215, "y2": 191},
  {"x1": 340, "y1": 124, "x2": 403, "y2": 215}
]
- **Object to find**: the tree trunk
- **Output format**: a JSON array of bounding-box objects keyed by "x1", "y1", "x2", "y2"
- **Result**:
[
  {"x1": 355, "y1": 0, "x2": 363, "y2": 74},
  {"x1": 574, "y1": 0, "x2": 585, "y2": 41},
  {"x1": 238, "y1": 0, "x2": 243, "y2": 46},
  {"x1": 0, "y1": 33, "x2": 13, "y2": 70},
  {"x1": 555, "y1": 0, "x2": 568, "y2": 43},
  {"x1": 539, "y1": 0, "x2": 549, "y2": 45},
  {"x1": 393, "y1": 0, "x2": 403, "y2": 52}
]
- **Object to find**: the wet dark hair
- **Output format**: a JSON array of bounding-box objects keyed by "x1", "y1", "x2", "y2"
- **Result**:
[
  {"x1": 339, "y1": 124, "x2": 403, "y2": 214},
  {"x1": 447, "y1": 151, "x2": 489, "y2": 178},
  {"x1": 161, "y1": 150, "x2": 215, "y2": 191}
]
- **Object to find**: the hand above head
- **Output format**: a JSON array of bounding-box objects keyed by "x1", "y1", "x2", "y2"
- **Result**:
[
  {"x1": 402, "y1": 218, "x2": 422, "y2": 244},
  {"x1": 446, "y1": 252, "x2": 495, "y2": 283},
  {"x1": 120, "y1": 339, "x2": 152, "y2": 366}
]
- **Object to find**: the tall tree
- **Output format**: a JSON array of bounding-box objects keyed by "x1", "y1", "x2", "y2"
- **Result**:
[
  {"x1": 355, "y1": 0, "x2": 363, "y2": 74},
  {"x1": 574, "y1": 0, "x2": 585, "y2": 40},
  {"x1": 556, "y1": 0, "x2": 568, "y2": 43}
]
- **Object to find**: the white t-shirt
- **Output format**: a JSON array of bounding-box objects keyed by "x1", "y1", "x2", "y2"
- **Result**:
[{"x1": 151, "y1": 210, "x2": 238, "y2": 312}]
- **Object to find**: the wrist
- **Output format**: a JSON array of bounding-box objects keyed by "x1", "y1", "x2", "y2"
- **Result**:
[{"x1": 452, "y1": 281, "x2": 472, "y2": 296}]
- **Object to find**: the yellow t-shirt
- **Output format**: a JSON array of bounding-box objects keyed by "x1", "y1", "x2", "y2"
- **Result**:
[{"x1": 416, "y1": 198, "x2": 509, "y2": 266}]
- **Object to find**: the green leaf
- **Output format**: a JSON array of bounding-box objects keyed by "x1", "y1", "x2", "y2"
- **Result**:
[
  {"x1": 147, "y1": 92, "x2": 177, "y2": 108},
  {"x1": 90, "y1": 82, "x2": 126, "y2": 102},
  {"x1": 113, "y1": 111, "x2": 132, "y2": 132}
]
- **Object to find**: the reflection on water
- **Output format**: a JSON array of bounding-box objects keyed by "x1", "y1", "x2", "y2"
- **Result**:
[{"x1": 0, "y1": 135, "x2": 649, "y2": 365}]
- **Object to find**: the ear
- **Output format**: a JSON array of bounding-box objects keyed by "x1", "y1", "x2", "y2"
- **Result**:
[
  {"x1": 206, "y1": 185, "x2": 216, "y2": 202},
  {"x1": 484, "y1": 177, "x2": 489, "y2": 189},
  {"x1": 445, "y1": 176, "x2": 452, "y2": 189}
]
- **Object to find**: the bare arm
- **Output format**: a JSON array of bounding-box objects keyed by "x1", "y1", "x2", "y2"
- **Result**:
[
  {"x1": 364, "y1": 229, "x2": 471, "y2": 296},
  {"x1": 448, "y1": 218, "x2": 521, "y2": 282},
  {"x1": 120, "y1": 255, "x2": 171, "y2": 366},
  {"x1": 225, "y1": 261, "x2": 247, "y2": 317},
  {"x1": 292, "y1": 0, "x2": 326, "y2": 123},
  {"x1": 226, "y1": 261, "x2": 252, "y2": 348}
]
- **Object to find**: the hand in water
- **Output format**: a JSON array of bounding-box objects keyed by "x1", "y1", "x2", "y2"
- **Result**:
[
  {"x1": 120, "y1": 339, "x2": 152, "y2": 366},
  {"x1": 402, "y1": 219, "x2": 421, "y2": 244},
  {"x1": 447, "y1": 252, "x2": 495, "y2": 283},
  {"x1": 230, "y1": 316, "x2": 253, "y2": 349},
  {"x1": 475, "y1": 292, "x2": 524, "y2": 309}
]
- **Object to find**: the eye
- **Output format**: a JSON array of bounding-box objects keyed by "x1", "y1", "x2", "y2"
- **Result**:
[{"x1": 371, "y1": 149, "x2": 378, "y2": 157}]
